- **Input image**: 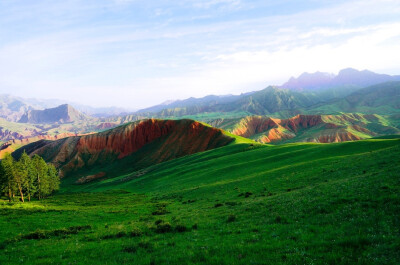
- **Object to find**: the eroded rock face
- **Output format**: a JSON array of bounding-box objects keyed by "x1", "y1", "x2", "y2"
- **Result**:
[
  {"x1": 77, "y1": 119, "x2": 176, "y2": 159},
  {"x1": 226, "y1": 114, "x2": 387, "y2": 144},
  {"x1": 231, "y1": 116, "x2": 279, "y2": 138},
  {"x1": 230, "y1": 115, "x2": 325, "y2": 143},
  {"x1": 282, "y1": 115, "x2": 323, "y2": 133},
  {"x1": 256, "y1": 128, "x2": 295, "y2": 143},
  {"x1": 25, "y1": 119, "x2": 234, "y2": 177}
]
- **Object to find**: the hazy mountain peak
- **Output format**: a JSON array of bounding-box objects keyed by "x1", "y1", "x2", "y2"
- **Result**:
[
  {"x1": 18, "y1": 104, "x2": 89, "y2": 124},
  {"x1": 282, "y1": 68, "x2": 400, "y2": 91},
  {"x1": 281, "y1": 71, "x2": 334, "y2": 90},
  {"x1": 337, "y1": 67, "x2": 360, "y2": 75}
]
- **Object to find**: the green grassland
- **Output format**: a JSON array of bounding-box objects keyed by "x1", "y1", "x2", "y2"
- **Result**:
[{"x1": 1, "y1": 138, "x2": 400, "y2": 264}]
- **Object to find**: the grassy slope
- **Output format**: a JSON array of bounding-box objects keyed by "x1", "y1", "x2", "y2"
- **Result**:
[{"x1": 1, "y1": 138, "x2": 400, "y2": 264}]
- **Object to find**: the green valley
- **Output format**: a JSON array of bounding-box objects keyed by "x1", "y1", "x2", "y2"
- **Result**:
[{"x1": 1, "y1": 135, "x2": 399, "y2": 264}]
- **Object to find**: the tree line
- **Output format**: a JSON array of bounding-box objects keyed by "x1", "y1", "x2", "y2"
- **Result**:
[{"x1": 0, "y1": 152, "x2": 60, "y2": 202}]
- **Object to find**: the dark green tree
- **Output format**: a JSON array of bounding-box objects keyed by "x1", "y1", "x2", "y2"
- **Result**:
[
  {"x1": 32, "y1": 155, "x2": 48, "y2": 200},
  {"x1": 20, "y1": 152, "x2": 36, "y2": 201},
  {"x1": 46, "y1": 164, "x2": 60, "y2": 196},
  {"x1": 0, "y1": 153, "x2": 16, "y2": 202},
  {"x1": 1, "y1": 153, "x2": 60, "y2": 202},
  {"x1": 13, "y1": 160, "x2": 27, "y2": 202}
]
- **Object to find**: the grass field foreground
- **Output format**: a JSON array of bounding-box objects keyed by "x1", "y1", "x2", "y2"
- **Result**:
[{"x1": 1, "y1": 138, "x2": 400, "y2": 264}]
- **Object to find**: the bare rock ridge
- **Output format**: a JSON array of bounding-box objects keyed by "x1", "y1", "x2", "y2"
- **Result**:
[
  {"x1": 16, "y1": 119, "x2": 235, "y2": 177},
  {"x1": 18, "y1": 104, "x2": 88, "y2": 124}
]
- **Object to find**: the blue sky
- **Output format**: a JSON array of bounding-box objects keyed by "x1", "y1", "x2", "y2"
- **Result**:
[{"x1": 1, "y1": 0, "x2": 400, "y2": 109}]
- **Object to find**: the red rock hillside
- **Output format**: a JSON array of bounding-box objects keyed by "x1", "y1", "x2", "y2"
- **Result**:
[{"x1": 20, "y1": 119, "x2": 234, "y2": 178}]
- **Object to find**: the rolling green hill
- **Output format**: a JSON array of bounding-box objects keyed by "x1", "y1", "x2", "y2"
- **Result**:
[{"x1": 1, "y1": 133, "x2": 399, "y2": 264}]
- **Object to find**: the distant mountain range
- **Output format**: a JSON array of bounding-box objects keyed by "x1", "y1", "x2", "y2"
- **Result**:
[
  {"x1": 281, "y1": 68, "x2": 400, "y2": 91},
  {"x1": 131, "y1": 68, "x2": 400, "y2": 118},
  {"x1": 0, "y1": 94, "x2": 133, "y2": 122}
]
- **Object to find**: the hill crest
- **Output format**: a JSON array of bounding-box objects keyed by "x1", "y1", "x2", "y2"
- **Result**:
[{"x1": 14, "y1": 119, "x2": 236, "y2": 179}]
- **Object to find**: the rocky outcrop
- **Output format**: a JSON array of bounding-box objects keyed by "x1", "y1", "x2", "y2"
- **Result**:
[
  {"x1": 282, "y1": 114, "x2": 323, "y2": 133},
  {"x1": 76, "y1": 119, "x2": 177, "y2": 159},
  {"x1": 231, "y1": 116, "x2": 279, "y2": 138}
]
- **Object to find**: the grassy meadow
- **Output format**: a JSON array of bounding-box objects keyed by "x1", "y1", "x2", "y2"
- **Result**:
[{"x1": 1, "y1": 137, "x2": 400, "y2": 264}]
